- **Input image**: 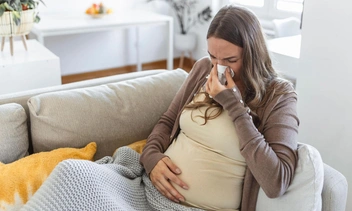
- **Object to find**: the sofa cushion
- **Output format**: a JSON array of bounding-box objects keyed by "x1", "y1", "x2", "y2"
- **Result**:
[
  {"x1": 0, "y1": 142, "x2": 96, "y2": 211},
  {"x1": 0, "y1": 103, "x2": 28, "y2": 163},
  {"x1": 28, "y1": 69, "x2": 188, "y2": 160},
  {"x1": 256, "y1": 142, "x2": 324, "y2": 211}
]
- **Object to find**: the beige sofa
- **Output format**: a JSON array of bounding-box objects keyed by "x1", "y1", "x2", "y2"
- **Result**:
[{"x1": 0, "y1": 68, "x2": 348, "y2": 210}]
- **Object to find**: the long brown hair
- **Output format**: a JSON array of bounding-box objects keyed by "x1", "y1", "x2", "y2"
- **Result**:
[{"x1": 185, "y1": 5, "x2": 294, "y2": 125}]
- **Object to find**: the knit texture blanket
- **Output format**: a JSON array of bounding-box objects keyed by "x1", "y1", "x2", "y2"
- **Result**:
[{"x1": 20, "y1": 147, "x2": 204, "y2": 211}]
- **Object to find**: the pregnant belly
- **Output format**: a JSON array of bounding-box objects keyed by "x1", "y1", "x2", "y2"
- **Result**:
[{"x1": 164, "y1": 132, "x2": 245, "y2": 211}]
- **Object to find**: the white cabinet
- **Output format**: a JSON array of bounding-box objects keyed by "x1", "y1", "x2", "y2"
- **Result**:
[{"x1": 0, "y1": 39, "x2": 61, "y2": 95}]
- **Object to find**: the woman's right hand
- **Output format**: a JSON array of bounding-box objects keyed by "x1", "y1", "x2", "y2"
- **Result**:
[{"x1": 149, "y1": 157, "x2": 189, "y2": 203}]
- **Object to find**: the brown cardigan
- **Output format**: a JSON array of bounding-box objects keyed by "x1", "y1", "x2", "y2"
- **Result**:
[{"x1": 140, "y1": 57, "x2": 299, "y2": 211}]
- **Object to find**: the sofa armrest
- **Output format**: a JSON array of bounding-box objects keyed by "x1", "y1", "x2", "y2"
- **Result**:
[{"x1": 322, "y1": 163, "x2": 348, "y2": 211}]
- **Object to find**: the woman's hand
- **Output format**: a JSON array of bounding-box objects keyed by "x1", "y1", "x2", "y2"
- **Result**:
[
  {"x1": 206, "y1": 65, "x2": 236, "y2": 97},
  {"x1": 150, "y1": 157, "x2": 189, "y2": 203}
]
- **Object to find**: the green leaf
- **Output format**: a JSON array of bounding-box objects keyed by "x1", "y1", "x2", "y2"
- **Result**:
[
  {"x1": 8, "y1": 0, "x2": 21, "y2": 10},
  {"x1": 0, "y1": 5, "x2": 6, "y2": 16},
  {"x1": 12, "y1": 10, "x2": 20, "y2": 18},
  {"x1": 12, "y1": 11, "x2": 21, "y2": 25},
  {"x1": 4, "y1": 2, "x2": 14, "y2": 11},
  {"x1": 34, "y1": 14, "x2": 39, "y2": 23}
]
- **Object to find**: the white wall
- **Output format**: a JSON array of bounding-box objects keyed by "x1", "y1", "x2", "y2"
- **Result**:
[{"x1": 296, "y1": 0, "x2": 351, "y2": 210}]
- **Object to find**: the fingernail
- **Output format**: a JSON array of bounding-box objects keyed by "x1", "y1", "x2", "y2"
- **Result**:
[
  {"x1": 182, "y1": 185, "x2": 189, "y2": 190},
  {"x1": 175, "y1": 168, "x2": 181, "y2": 174},
  {"x1": 179, "y1": 198, "x2": 185, "y2": 202}
]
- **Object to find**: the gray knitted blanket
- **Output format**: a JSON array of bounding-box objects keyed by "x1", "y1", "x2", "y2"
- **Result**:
[{"x1": 21, "y1": 147, "x2": 204, "y2": 211}]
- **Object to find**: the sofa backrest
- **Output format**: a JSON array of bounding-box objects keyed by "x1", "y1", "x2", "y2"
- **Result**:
[
  {"x1": 0, "y1": 69, "x2": 168, "y2": 117},
  {"x1": 0, "y1": 69, "x2": 172, "y2": 154},
  {"x1": 27, "y1": 69, "x2": 188, "y2": 160}
]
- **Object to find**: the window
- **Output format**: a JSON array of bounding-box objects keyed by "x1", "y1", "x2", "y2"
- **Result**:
[
  {"x1": 276, "y1": 0, "x2": 304, "y2": 13},
  {"x1": 222, "y1": 0, "x2": 304, "y2": 37},
  {"x1": 229, "y1": 0, "x2": 264, "y2": 7},
  {"x1": 228, "y1": 0, "x2": 303, "y2": 17}
]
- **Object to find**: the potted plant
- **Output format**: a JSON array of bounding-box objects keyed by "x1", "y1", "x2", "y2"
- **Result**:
[
  {"x1": 0, "y1": 0, "x2": 45, "y2": 55},
  {"x1": 148, "y1": 0, "x2": 212, "y2": 35},
  {"x1": 147, "y1": 0, "x2": 212, "y2": 67}
]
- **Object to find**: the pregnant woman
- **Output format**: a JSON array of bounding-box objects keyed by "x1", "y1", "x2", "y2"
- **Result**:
[{"x1": 140, "y1": 4, "x2": 299, "y2": 211}]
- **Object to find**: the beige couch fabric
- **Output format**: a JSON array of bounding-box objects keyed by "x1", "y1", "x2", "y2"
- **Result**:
[
  {"x1": 28, "y1": 69, "x2": 188, "y2": 160},
  {"x1": 0, "y1": 103, "x2": 29, "y2": 163},
  {"x1": 0, "y1": 69, "x2": 166, "y2": 117}
]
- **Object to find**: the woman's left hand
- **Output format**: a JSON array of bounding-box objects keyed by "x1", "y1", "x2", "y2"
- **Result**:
[{"x1": 206, "y1": 65, "x2": 236, "y2": 97}]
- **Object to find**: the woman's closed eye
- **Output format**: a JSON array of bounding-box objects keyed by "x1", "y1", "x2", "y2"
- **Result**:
[{"x1": 227, "y1": 59, "x2": 238, "y2": 63}]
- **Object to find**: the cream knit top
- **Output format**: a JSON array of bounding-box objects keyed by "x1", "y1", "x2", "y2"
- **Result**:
[{"x1": 164, "y1": 93, "x2": 246, "y2": 211}]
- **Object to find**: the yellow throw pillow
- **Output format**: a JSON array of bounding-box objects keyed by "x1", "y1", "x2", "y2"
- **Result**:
[
  {"x1": 127, "y1": 139, "x2": 147, "y2": 154},
  {"x1": 113, "y1": 139, "x2": 147, "y2": 155},
  {"x1": 0, "y1": 142, "x2": 97, "y2": 211}
]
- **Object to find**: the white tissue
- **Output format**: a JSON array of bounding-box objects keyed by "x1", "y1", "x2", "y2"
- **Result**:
[{"x1": 217, "y1": 64, "x2": 234, "y2": 85}]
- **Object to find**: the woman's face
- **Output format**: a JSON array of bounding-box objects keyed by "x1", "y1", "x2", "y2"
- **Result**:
[{"x1": 207, "y1": 37, "x2": 243, "y2": 83}]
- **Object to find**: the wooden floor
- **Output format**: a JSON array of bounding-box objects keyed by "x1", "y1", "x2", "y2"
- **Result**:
[{"x1": 61, "y1": 57, "x2": 194, "y2": 84}]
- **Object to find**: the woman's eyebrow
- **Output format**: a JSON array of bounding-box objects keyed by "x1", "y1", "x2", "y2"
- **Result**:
[
  {"x1": 223, "y1": 56, "x2": 239, "y2": 60},
  {"x1": 207, "y1": 51, "x2": 238, "y2": 60},
  {"x1": 207, "y1": 51, "x2": 215, "y2": 58}
]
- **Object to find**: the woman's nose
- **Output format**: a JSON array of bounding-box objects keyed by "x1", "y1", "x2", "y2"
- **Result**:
[{"x1": 217, "y1": 60, "x2": 226, "y2": 66}]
